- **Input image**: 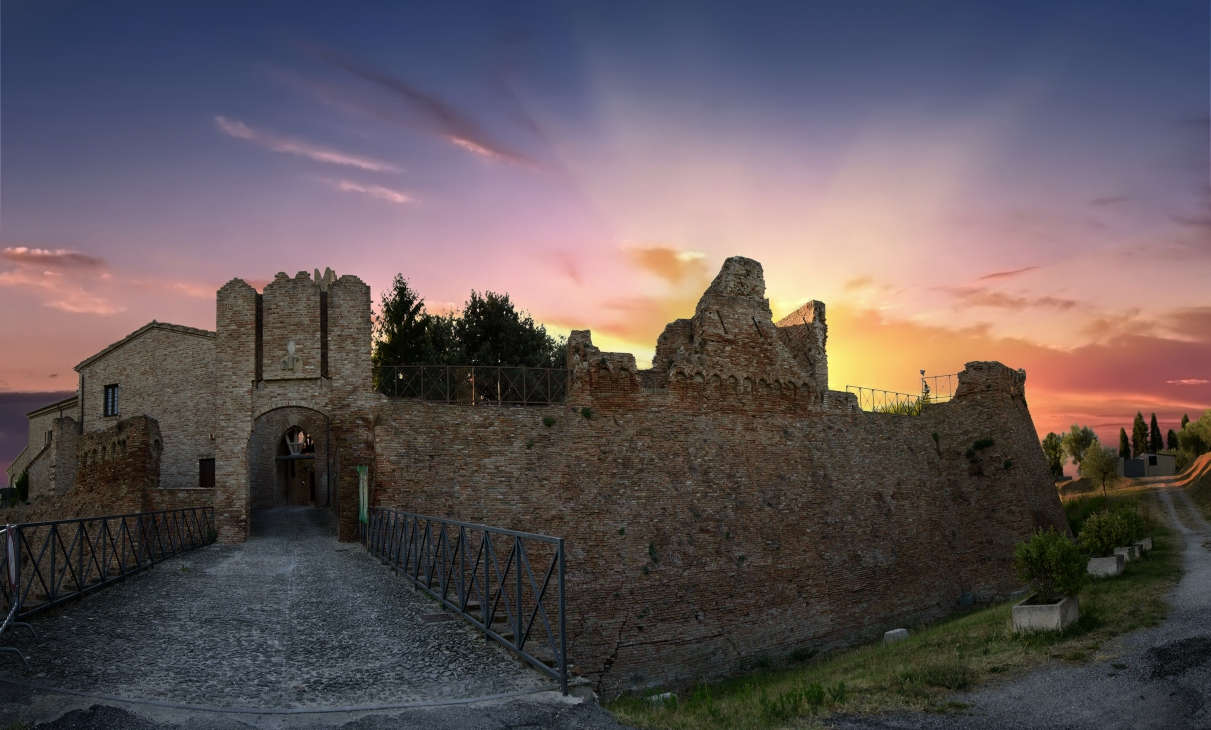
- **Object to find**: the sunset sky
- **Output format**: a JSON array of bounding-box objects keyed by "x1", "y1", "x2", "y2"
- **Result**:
[{"x1": 1, "y1": 1, "x2": 1208, "y2": 473}]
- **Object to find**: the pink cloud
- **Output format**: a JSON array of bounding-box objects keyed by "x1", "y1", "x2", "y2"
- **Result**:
[
  {"x1": 214, "y1": 116, "x2": 401, "y2": 173},
  {"x1": 1, "y1": 246, "x2": 105, "y2": 269},
  {"x1": 0, "y1": 269, "x2": 123, "y2": 315}
]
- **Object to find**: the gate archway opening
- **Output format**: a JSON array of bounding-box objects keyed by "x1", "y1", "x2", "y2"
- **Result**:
[{"x1": 248, "y1": 407, "x2": 335, "y2": 534}]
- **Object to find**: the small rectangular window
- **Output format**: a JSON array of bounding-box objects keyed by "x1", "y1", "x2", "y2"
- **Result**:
[
  {"x1": 45, "y1": 430, "x2": 52, "y2": 446},
  {"x1": 199, "y1": 458, "x2": 215, "y2": 489},
  {"x1": 103, "y1": 384, "x2": 119, "y2": 417},
  {"x1": 1148, "y1": 454, "x2": 1158, "y2": 466}
]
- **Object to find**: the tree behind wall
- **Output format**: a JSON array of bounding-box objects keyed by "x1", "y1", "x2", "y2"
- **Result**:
[
  {"x1": 1168, "y1": 429, "x2": 1179, "y2": 451},
  {"x1": 1041, "y1": 432, "x2": 1065, "y2": 480},
  {"x1": 372, "y1": 276, "x2": 567, "y2": 396},
  {"x1": 1063, "y1": 425, "x2": 1096, "y2": 470},
  {"x1": 455, "y1": 290, "x2": 565, "y2": 367},
  {"x1": 1149, "y1": 413, "x2": 1163, "y2": 454},
  {"x1": 1118, "y1": 428, "x2": 1130, "y2": 459},
  {"x1": 1132, "y1": 412, "x2": 1148, "y2": 457},
  {"x1": 1080, "y1": 444, "x2": 1119, "y2": 498}
]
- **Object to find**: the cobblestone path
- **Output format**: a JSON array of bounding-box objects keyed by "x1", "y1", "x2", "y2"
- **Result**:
[{"x1": 0, "y1": 507, "x2": 555, "y2": 714}]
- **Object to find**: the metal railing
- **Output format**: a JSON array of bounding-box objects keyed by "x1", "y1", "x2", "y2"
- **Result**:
[
  {"x1": 845, "y1": 386, "x2": 929, "y2": 414},
  {"x1": 374, "y1": 365, "x2": 568, "y2": 405},
  {"x1": 921, "y1": 372, "x2": 957, "y2": 403},
  {"x1": 0, "y1": 507, "x2": 216, "y2": 619},
  {"x1": 365, "y1": 508, "x2": 568, "y2": 694}
]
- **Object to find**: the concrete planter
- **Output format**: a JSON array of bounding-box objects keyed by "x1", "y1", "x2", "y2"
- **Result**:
[
  {"x1": 1012, "y1": 595, "x2": 1079, "y2": 633},
  {"x1": 1134, "y1": 536, "x2": 1153, "y2": 553},
  {"x1": 1114, "y1": 545, "x2": 1140, "y2": 562},
  {"x1": 1087, "y1": 554, "x2": 1125, "y2": 578}
]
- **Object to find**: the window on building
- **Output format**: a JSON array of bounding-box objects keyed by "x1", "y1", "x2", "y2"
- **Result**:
[
  {"x1": 103, "y1": 384, "x2": 119, "y2": 417},
  {"x1": 1148, "y1": 454, "x2": 1158, "y2": 466},
  {"x1": 45, "y1": 430, "x2": 52, "y2": 446},
  {"x1": 199, "y1": 458, "x2": 215, "y2": 489}
]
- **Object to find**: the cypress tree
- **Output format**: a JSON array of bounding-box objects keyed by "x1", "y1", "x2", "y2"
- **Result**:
[
  {"x1": 1132, "y1": 412, "x2": 1148, "y2": 458},
  {"x1": 1182, "y1": 413, "x2": 1190, "y2": 430},
  {"x1": 1149, "y1": 413, "x2": 1163, "y2": 454},
  {"x1": 1118, "y1": 428, "x2": 1131, "y2": 459},
  {"x1": 1167, "y1": 429, "x2": 1179, "y2": 450}
]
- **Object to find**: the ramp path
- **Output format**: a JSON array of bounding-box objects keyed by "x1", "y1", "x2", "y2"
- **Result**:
[
  {"x1": 832, "y1": 485, "x2": 1211, "y2": 730},
  {"x1": 0, "y1": 507, "x2": 555, "y2": 714}
]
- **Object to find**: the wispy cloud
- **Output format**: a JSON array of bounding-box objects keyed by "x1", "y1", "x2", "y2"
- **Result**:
[
  {"x1": 937, "y1": 285, "x2": 1078, "y2": 311},
  {"x1": 1, "y1": 246, "x2": 105, "y2": 270},
  {"x1": 626, "y1": 246, "x2": 708, "y2": 285},
  {"x1": 843, "y1": 275, "x2": 873, "y2": 291},
  {"x1": 319, "y1": 177, "x2": 413, "y2": 205},
  {"x1": 307, "y1": 48, "x2": 535, "y2": 166},
  {"x1": 213, "y1": 115, "x2": 400, "y2": 173},
  {"x1": 1089, "y1": 195, "x2": 1129, "y2": 207},
  {"x1": 1166, "y1": 378, "x2": 1209, "y2": 386},
  {"x1": 976, "y1": 266, "x2": 1039, "y2": 281}
]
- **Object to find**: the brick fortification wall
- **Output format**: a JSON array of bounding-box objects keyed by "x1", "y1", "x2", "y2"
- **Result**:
[
  {"x1": 371, "y1": 257, "x2": 1067, "y2": 696},
  {"x1": 0, "y1": 416, "x2": 213, "y2": 524}
]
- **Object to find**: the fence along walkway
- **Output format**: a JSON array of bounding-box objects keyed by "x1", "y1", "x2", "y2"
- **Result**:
[
  {"x1": 365, "y1": 508, "x2": 569, "y2": 694},
  {"x1": 0, "y1": 507, "x2": 216, "y2": 620},
  {"x1": 374, "y1": 365, "x2": 568, "y2": 405}
]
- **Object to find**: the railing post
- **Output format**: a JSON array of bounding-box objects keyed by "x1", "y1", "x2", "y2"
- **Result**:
[
  {"x1": 558, "y1": 537, "x2": 567, "y2": 695},
  {"x1": 458, "y1": 525, "x2": 466, "y2": 609},
  {"x1": 483, "y1": 532, "x2": 491, "y2": 639},
  {"x1": 49, "y1": 525, "x2": 57, "y2": 602},
  {"x1": 514, "y1": 535, "x2": 523, "y2": 649}
]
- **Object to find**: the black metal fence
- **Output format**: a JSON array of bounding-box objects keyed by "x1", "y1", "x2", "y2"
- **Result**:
[
  {"x1": 0, "y1": 507, "x2": 216, "y2": 619},
  {"x1": 921, "y1": 373, "x2": 957, "y2": 403},
  {"x1": 845, "y1": 386, "x2": 928, "y2": 414},
  {"x1": 365, "y1": 508, "x2": 568, "y2": 694},
  {"x1": 374, "y1": 365, "x2": 568, "y2": 405}
]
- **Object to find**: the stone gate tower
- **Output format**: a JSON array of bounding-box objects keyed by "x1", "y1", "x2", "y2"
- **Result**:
[{"x1": 214, "y1": 269, "x2": 376, "y2": 542}]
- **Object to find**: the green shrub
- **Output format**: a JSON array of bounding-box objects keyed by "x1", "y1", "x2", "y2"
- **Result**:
[
  {"x1": 542, "y1": 416, "x2": 556, "y2": 428},
  {"x1": 1078, "y1": 511, "x2": 1128, "y2": 557},
  {"x1": 1013, "y1": 528, "x2": 1086, "y2": 601},
  {"x1": 1115, "y1": 508, "x2": 1149, "y2": 542},
  {"x1": 580, "y1": 407, "x2": 593, "y2": 420},
  {"x1": 15, "y1": 471, "x2": 29, "y2": 503}
]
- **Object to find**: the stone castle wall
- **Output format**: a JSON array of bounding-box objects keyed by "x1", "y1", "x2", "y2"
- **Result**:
[
  {"x1": 368, "y1": 257, "x2": 1067, "y2": 696},
  {"x1": 77, "y1": 326, "x2": 216, "y2": 490}
]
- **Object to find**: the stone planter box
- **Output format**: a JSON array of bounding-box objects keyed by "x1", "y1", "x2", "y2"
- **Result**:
[
  {"x1": 1134, "y1": 536, "x2": 1153, "y2": 553},
  {"x1": 1087, "y1": 554, "x2": 1125, "y2": 578},
  {"x1": 1012, "y1": 595, "x2": 1080, "y2": 633},
  {"x1": 1114, "y1": 545, "x2": 1140, "y2": 562}
]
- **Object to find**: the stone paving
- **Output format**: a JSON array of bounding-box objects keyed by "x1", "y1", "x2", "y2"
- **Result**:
[{"x1": 0, "y1": 507, "x2": 558, "y2": 717}]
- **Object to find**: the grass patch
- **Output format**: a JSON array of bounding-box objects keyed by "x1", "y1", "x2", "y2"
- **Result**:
[{"x1": 608, "y1": 496, "x2": 1180, "y2": 729}]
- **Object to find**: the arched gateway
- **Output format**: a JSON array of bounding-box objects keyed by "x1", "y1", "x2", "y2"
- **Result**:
[{"x1": 214, "y1": 268, "x2": 380, "y2": 543}]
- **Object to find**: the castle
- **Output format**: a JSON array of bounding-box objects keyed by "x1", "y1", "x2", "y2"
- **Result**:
[{"x1": 4, "y1": 256, "x2": 1067, "y2": 695}]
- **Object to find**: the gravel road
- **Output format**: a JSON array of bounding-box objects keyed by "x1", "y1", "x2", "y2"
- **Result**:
[{"x1": 831, "y1": 487, "x2": 1211, "y2": 730}]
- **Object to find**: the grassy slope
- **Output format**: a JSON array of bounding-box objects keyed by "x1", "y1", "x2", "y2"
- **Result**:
[{"x1": 608, "y1": 492, "x2": 1180, "y2": 730}]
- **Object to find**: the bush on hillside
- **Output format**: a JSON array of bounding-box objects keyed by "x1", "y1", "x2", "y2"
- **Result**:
[{"x1": 1014, "y1": 528, "x2": 1086, "y2": 602}]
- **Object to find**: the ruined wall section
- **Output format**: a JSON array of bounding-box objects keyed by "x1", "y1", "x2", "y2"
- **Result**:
[
  {"x1": 595, "y1": 257, "x2": 828, "y2": 405},
  {"x1": 775, "y1": 299, "x2": 828, "y2": 398},
  {"x1": 2, "y1": 416, "x2": 162, "y2": 524},
  {"x1": 372, "y1": 360, "x2": 1066, "y2": 696}
]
